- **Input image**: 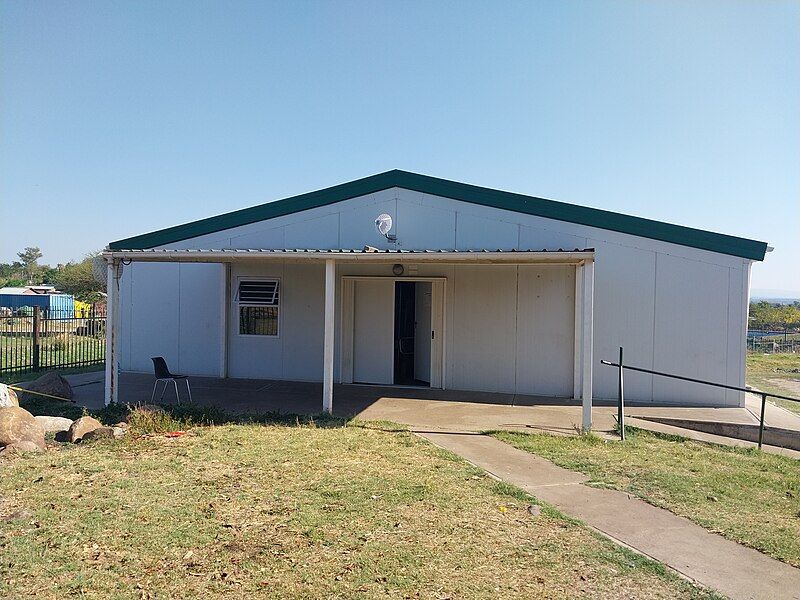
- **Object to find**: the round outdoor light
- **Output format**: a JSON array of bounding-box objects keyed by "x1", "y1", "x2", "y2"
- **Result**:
[{"x1": 392, "y1": 263, "x2": 404, "y2": 276}]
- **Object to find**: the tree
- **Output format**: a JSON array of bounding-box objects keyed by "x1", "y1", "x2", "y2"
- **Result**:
[
  {"x1": 17, "y1": 247, "x2": 43, "y2": 283},
  {"x1": 52, "y1": 253, "x2": 106, "y2": 302}
]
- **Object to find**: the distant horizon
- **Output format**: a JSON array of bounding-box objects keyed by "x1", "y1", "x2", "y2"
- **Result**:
[{"x1": 750, "y1": 289, "x2": 800, "y2": 301}]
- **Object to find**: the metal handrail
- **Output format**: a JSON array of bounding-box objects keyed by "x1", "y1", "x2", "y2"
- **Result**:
[{"x1": 601, "y1": 348, "x2": 800, "y2": 449}]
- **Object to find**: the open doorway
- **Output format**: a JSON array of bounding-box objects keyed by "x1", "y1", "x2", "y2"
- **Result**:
[
  {"x1": 393, "y1": 281, "x2": 432, "y2": 386},
  {"x1": 343, "y1": 277, "x2": 444, "y2": 389}
]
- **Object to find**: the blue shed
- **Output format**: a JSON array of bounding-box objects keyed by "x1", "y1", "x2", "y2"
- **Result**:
[{"x1": 0, "y1": 287, "x2": 75, "y2": 317}]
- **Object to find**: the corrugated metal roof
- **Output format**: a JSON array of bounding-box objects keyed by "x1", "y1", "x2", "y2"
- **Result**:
[
  {"x1": 103, "y1": 247, "x2": 596, "y2": 264},
  {"x1": 107, "y1": 247, "x2": 594, "y2": 254}
]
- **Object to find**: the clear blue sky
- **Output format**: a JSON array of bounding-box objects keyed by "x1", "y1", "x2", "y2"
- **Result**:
[{"x1": 1, "y1": 1, "x2": 798, "y2": 295}]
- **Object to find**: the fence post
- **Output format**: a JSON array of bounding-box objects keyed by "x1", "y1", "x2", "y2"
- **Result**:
[
  {"x1": 758, "y1": 392, "x2": 767, "y2": 450},
  {"x1": 32, "y1": 306, "x2": 41, "y2": 370},
  {"x1": 618, "y1": 346, "x2": 625, "y2": 441}
]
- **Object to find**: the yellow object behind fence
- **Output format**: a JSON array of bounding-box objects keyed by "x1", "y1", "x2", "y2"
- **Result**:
[{"x1": 74, "y1": 300, "x2": 92, "y2": 318}]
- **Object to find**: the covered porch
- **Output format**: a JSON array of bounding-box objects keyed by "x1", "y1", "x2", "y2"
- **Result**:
[{"x1": 102, "y1": 248, "x2": 597, "y2": 429}]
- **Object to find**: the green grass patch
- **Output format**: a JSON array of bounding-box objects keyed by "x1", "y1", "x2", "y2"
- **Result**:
[
  {"x1": 0, "y1": 423, "x2": 717, "y2": 598},
  {"x1": 492, "y1": 427, "x2": 800, "y2": 567}
]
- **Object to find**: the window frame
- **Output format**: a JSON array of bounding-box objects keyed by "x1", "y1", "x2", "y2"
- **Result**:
[{"x1": 234, "y1": 276, "x2": 281, "y2": 338}]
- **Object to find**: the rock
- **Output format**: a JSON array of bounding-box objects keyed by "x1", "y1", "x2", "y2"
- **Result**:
[
  {"x1": 67, "y1": 416, "x2": 103, "y2": 443},
  {"x1": 0, "y1": 385, "x2": 19, "y2": 408},
  {"x1": 111, "y1": 426, "x2": 127, "y2": 438},
  {"x1": 82, "y1": 426, "x2": 115, "y2": 442},
  {"x1": 527, "y1": 504, "x2": 542, "y2": 517},
  {"x1": 25, "y1": 372, "x2": 73, "y2": 401},
  {"x1": 34, "y1": 415, "x2": 73, "y2": 433},
  {"x1": 54, "y1": 430, "x2": 70, "y2": 443},
  {"x1": 1, "y1": 440, "x2": 45, "y2": 454},
  {"x1": 0, "y1": 407, "x2": 46, "y2": 451}
]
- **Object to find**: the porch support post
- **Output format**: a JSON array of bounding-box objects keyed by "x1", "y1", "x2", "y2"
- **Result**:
[
  {"x1": 104, "y1": 259, "x2": 121, "y2": 406},
  {"x1": 581, "y1": 259, "x2": 595, "y2": 431},
  {"x1": 573, "y1": 263, "x2": 584, "y2": 401},
  {"x1": 322, "y1": 259, "x2": 336, "y2": 414}
]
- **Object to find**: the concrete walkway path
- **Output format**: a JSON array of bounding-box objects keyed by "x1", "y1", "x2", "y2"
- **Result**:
[{"x1": 419, "y1": 431, "x2": 800, "y2": 600}]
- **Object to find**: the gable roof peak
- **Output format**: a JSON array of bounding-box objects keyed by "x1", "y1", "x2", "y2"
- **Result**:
[{"x1": 109, "y1": 170, "x2": 767, "y2": 261}]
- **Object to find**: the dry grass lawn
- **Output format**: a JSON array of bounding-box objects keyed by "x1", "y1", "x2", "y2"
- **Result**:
[
  {"x1": 0, "y1": 421, "x2": 717, "y2": 599},
  {"x1": 746, "y1": 352, "x2": 800, "y2": 414}
]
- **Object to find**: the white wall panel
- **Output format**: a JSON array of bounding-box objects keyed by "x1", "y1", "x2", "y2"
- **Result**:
[
  {"x1": 591, "y1": 242, "x2": 656, "y2": 401},
  {"x1": 284, "y1": 213, "x2": 339, "y2": 249},
  {"x1": 396, "y1": 200, "x2": 456, "y2": 250},
  {"x1": 456, "y1": 213, "x2": 519, "y2": 250},
  {"x1": 119, "y1": 263, "x2": 133, "y2": 370},
  {"x1": 653, "y1": 255, "x2": 731, "y2": 405},
  {"x1": 726, "y1": 266, "x2": 747, "y2": 404},
  {"x1": 127, "y1": 263, "x2": 180, "y2": 373},
  {"x1": 515, "y1": 265, "x2": 575, "y2": 396},
  {"x1": 448, "y1": 265, "x2": 517, "y2": 393},
  {"x1": 177, "y1": 263, "x2": 223, "y2": 376},
  {"x1": 519, "y1": 225, "x2": 588, "y2": 252},
  {"x1": 281, "y1": 263, "x2": 325, "y2": 381},
  {"x1": 229, "y1": 227, "x2": 284, "y2": 250}
]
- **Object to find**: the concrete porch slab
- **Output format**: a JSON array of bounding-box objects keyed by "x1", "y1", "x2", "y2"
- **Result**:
[{"x1": 58, "y1": 372, "x2": 800, "y2": 448}]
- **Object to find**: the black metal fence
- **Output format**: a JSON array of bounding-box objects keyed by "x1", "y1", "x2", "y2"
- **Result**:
[
  {"x1": 0, "y1": 306, "x2": 106, "y2": 376},
  {"x1": 602, "y1": 348, "x2": 800, "y2": 449},
  {"x1": 747, "y1": 329, "x2": 799, "y2": 354}
]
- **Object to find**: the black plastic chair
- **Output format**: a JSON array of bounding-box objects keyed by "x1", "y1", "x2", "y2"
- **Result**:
[{"x1": 150, "y1": 357, "x2": 193, "y2": 404}]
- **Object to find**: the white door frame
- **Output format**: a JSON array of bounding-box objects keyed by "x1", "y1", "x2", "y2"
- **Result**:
[{"x1": 340, "y1": 276, "x2": 447, "y2": 389}]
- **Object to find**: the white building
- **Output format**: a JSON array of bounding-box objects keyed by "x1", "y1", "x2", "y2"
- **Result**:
[{"x1": 103, "y1": 170, "x2": 767, "y2": 428}]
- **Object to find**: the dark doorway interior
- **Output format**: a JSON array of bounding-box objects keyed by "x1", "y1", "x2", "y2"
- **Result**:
[{"x1": 394, "y1": 281, "x2": 428, "y2": 386}]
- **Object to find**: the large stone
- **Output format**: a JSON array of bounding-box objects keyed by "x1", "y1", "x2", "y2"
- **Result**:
[
  {"x1": 82, "y1": 426, "x2": 115, "y2": 442},
  {"x1": 0, "y1": 385, "x2": 19, "y2": 408},
  {"x1": 0, "y1": 407, "x2": 46, "y2": 451},
  {"x1": 25, "y1": 372, "x2": 73, "y2": 401},
  {"x1": 0, "y1": 440, "x2": 45, "y2": 455},
  {"x1": 67, "y1": 416, "x2": 103, "y2": 443},
  {"x1": 34, "y1": 415, "x2": 73, "y2": 433}
]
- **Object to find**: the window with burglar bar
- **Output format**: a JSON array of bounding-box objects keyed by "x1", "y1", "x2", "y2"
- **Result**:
[{"x1": 236, "y1": 279, "x2": 279, "y2": 336}]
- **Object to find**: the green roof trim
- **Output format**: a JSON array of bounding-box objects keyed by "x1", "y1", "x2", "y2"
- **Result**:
[{"x1": 109, "y1": 169, "x2": 768, "y2": 261}]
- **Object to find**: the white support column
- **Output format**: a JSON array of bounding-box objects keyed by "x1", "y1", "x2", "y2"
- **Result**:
[
  {"x1": 220, "y1": 263, "x2": 230, "y2": 378},
  {"x1": 573, "y1": 263, "x2": 584, "y2": 401},
  {"x1": 322, "y1": 259, "x2": 336, "y2": 414},
  {"x1": 581, "y1": 259, "x2": 595, "y2": 431},
  {"x1": 104, "y1": 259, "x2": 121, "y2": 406}
]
